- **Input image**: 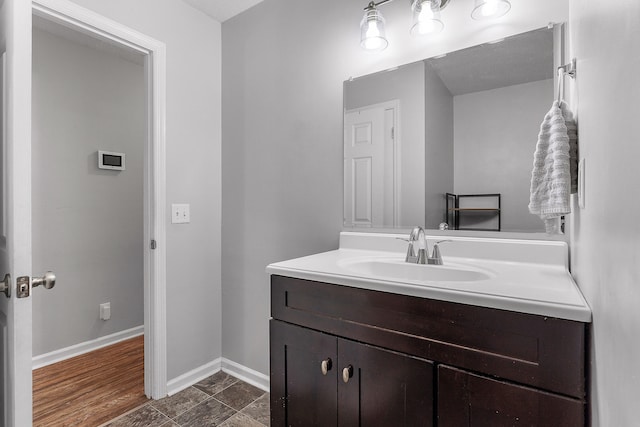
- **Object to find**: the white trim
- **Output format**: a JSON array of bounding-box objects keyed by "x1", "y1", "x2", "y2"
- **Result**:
[
  {"x1": 221, "y1": 358, "x2": 270, "y2": 393},
  {"x1": 166, "y1": 358, "x2": 222, "y2": 396},
  {"x1": 166, "y1": 358, "x2": 270, "y2": 397},
  {"x1": 32, "y1": 0, "x2": 168, "y2": 399},
  {"x1": 31, "y1": 326, "x2": 144, "y2": 370},
  {"x1": 146, "y1": 36, "x2": 168, "y2": 401}
]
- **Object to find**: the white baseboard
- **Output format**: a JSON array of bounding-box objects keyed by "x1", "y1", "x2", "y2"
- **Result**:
[
  {"x1": 166, "y1": 357, "x2": 270, "y2": 397},
  {"x1": 221, "y1": 358, "x2": 270, "y2": 392},
  {"x1": 32, "y1": 325, "x2": 144, "y2": 370},
  {"x1": 167, "y1": 358, "x2": 222, "y2": 396}
]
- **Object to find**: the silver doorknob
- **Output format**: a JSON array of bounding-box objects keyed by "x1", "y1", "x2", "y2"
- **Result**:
[{"x1": 32, "y1": 271, "x2": 56, "y2": 290}]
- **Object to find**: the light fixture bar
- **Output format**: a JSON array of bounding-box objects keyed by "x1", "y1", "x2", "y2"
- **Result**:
[{"x1": 364, "y1": 0, "x2": 395, "y2": 10}]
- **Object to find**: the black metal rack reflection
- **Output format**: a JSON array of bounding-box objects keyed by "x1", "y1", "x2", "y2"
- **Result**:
[{"x1": 445, "y1": 193, "x2": 501, "y2": 231}]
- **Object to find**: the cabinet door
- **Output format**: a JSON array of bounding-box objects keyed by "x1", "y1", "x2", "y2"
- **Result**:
[
  {"x1": 438, "y1": 365, "x2": 584, "y2": 427},
  {"x1": 338, "y1": 338, "x2": 434, "y2": 427},
  {"x1": 270, "y1": 320, "x2": 338, "y2": 426}
]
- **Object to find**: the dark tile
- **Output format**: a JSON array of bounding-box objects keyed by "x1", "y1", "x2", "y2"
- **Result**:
[
  {"x1": 220, "y1": 412, "x2": 265, "y2": 427},
  {"x1": 106, "y1": 404, "x2": 170, "y2": 427},
  {"x1": 241, "y1": 393, "x2": 270, "y2": 426},
  {"x1": 150, "y1": 386, "x2": 209, "y2": 418},
  {"x1": 174, "y1": 398, "x2": 236, "y2": 427},
  {"x1": 193, "y1": 371, "x2": 238, "y2": 396},
  {"x1": 214, "y1": 382, "x2": 265, "y2": 411}
]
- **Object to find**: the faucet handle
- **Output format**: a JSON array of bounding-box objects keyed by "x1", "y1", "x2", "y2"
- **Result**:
[
  {"x1": 432, "y1": 239, "x2": 453, "y2": 256},
  {"x1": 428, "y1": 240, "x2": 453, "y2": 266},
  {"x1": 434, "y1": 239, "x2": 453, "y2": 246}
]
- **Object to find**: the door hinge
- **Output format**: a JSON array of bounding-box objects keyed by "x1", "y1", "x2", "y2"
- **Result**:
[
  {"x1": 391, "y1": 126, "x2": 395, "y2": 140},
  {"x1": 150, "y1": 239, "x2": 157, "y2": 250}
]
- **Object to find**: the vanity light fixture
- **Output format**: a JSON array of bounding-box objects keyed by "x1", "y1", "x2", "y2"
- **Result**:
[
  {"x1": 410, "y1": 0, "x2": 444, "y2": 36},
  {"x1": 360, "y1": 1, "x2": 390, "y2": 51},
  {"x1": 360, "y1": 0, "x2": 511, "y2": 51}
]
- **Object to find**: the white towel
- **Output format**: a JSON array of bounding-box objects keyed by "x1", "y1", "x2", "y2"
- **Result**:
[
  {"x1": 563, "y1": 103, "x2": 579, "y2": 194},
  {"x1": 528, "y1": 100, "x2": 578, "y2": 233}
]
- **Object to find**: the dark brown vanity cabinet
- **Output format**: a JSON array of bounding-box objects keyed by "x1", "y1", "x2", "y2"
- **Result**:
[
  {"x1": 270, "y1": 275, "x2": 587, "y2": 427},
  {"x1": 437, "y1": 366, "x2": 585, "y2": 426},
  {"x1": 271, "y1": 320, "x2": 434, "y2": 426}
]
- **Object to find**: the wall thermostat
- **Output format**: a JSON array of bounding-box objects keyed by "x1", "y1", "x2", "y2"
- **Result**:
[{"x1": 98, "y1": 150, "x2": 125, "y2": 171}]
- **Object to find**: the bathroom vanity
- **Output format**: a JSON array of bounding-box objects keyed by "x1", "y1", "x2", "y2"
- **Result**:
[{"x1": 267, "y1": 232, "x2": 591, "y2": 426}]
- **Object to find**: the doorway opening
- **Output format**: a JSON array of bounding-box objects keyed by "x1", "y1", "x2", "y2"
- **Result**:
[
  {"x1": 30, "y1": 15, "x2": 146, "y2": 423},
  {"x1": 31, "y1": 0, "x2": 167, "y2": 404}
]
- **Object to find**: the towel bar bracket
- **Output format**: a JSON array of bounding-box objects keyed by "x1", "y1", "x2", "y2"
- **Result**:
[{"x1": 558, "y1": 58, "x2": 576, "y2": 79}]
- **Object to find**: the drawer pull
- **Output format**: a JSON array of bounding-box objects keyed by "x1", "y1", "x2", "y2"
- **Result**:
[
  {"x1": 342, "y1": 365, "x2": 353, "y2": 383},
  {"x1": 321, "y1": 358, "x2": 332, "y2": 375}
]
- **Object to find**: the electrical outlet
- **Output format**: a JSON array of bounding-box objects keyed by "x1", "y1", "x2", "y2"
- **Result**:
[
  {"x1": 171, "y1": 203, "x2": 190, "y2": 224},
  {"x1": 100, "y1": 302, "x2": 111, "y2": 321}
]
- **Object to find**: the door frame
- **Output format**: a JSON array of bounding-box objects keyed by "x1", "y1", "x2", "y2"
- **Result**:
[{"x1": 32, "y1": 0, "x2": 168, "y2": 399}]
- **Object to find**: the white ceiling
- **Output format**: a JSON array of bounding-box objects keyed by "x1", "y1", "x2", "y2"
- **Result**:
[
  {"x1": 180, "y1": 0, "x2": 264, "y2": 22},
  {"x1": 427, "y1": 27, "x2": 554, "y2": 96}
]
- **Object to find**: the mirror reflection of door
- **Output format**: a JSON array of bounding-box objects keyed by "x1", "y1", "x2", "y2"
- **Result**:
[{"x1": 344, "y1": 101, "x2": 398, "y2": 227}]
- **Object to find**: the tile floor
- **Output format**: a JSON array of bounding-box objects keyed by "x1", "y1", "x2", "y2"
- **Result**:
[{"x1": 103, "y1": 372, "x2": 270, "y2": 427}]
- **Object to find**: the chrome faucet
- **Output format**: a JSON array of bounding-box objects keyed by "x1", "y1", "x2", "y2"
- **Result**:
[
  {"x1": 404, "y1": 227, "x2": 426, "y2": 263},
  {"x1": 403, "y1": 227, "x2": 452, "y2": 265}
]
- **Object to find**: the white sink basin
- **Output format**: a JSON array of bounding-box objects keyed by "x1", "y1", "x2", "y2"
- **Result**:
[
  {"x1": 338, "y1": 257, "x2": 493, "y2": 283},
  {"x1": 266, "y1": 232, "x2": 592, "y2": 322}
]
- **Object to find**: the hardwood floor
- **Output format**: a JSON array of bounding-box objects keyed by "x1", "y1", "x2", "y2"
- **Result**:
[{"x1": 33, "y1": 335, "x2": 148, "y2": 427}]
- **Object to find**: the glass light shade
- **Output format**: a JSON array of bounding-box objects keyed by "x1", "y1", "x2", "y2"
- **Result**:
[
  {"x1": 410, "y1": 0, "x2": 444, "y2": 37},
  {"x1": 360, "y1": 7, "x2": 389, "y2": 51},
  {"x1": 471, "y1": 0, "x2": 511, "y2": 20}
]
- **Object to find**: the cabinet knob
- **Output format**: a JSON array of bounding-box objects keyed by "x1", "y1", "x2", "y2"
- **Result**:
[
  {"x1": 320, "y1": 358, "x2": 332, "y2": 376},
  {"x1": 342, "y1": 365, "x2": 353, "y2": 383}
]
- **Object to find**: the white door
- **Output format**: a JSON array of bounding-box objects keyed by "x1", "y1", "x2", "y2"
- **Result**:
[
  {"x1": 0, "y1": 0, "x2": 34, "y2": 425},
  {"x1": 344, "y1": 102, "x2": 398, "y2": 227}
]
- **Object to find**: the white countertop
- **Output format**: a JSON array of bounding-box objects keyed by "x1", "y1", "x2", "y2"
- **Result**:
[{"x1": 266, "y1": 232, "x2": 592, "y2": 322}]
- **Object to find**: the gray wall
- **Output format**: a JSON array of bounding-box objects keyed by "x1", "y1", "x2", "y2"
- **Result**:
[
  {"x1": 454, "y1": 79, "x2": 552, "y2": 232},
  {"x1": 68, "y1": 0, "x2": 222, "y2": 381},
  {"x1": 31, "y1": 29, "x2": 144, "y2": 355},
  {"x1": 569, "y1": 0, "x2": 640, "y2": 425},
  {"x1": 222, "y1": 0, "x2": 569, "y2": 377},
  {"x1": 424, "y1": 61, "x2": 454, "y2": 228},
  {"x1": 344, "y1": 61, "x2": 425, "y2": 227}
]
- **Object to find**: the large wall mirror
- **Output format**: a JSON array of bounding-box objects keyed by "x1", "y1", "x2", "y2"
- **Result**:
[{"x1": 344, "y1": 25, "x2": 562, "y2": 232}]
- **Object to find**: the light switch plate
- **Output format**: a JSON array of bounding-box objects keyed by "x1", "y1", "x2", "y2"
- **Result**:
[{"x1": 171, "y1": 203, "x2": 190, "y2": 224}]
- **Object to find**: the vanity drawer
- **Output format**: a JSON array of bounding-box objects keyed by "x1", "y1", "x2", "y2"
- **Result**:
[{"x1": 271, "y1": 275, "x2": 586, "y2": 399}]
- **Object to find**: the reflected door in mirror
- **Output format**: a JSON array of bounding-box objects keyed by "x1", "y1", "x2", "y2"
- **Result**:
[{"x1": 344, "y1": 102, "x2": 397, "y2": 227}]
